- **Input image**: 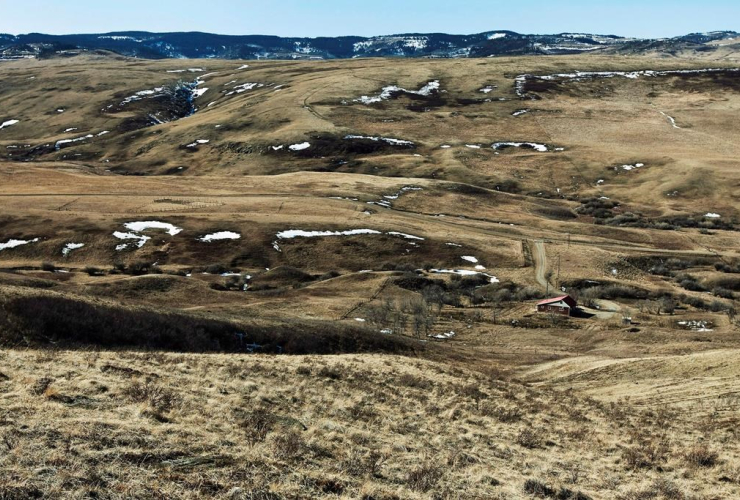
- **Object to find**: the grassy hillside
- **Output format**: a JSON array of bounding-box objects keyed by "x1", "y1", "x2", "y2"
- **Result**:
[
  {"x1": 2, "y1": 51, "x2": 740, "y2": 498},
  {"x1": 2, "y1": 349, "x2": 739, "y2": 499}
]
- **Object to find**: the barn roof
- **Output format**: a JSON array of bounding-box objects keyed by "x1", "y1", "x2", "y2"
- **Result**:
[{"x1": 537, "y1": 295, "x2": 576, "y2": 307}]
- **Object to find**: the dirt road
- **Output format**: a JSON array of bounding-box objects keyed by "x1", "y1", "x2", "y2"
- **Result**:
[{"x1": 531, "y1": 240, "x2": 550, "y2": 291}]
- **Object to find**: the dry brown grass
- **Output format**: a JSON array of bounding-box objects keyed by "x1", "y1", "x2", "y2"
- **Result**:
[
  {"x1": 0, "y1": 52, "x2": 740, "y2": 498},
  {"x1": 0, "y1": 349, "x2": 738, "y2": 498}
]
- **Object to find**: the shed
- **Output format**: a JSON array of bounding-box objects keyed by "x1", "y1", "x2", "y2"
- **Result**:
[{"x1": 536, "y1": 295, "x2": 577, "y2": 316}]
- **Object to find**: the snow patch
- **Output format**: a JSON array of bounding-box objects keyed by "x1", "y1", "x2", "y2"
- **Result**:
[
  {"x1": 62, "y1": 243, "x2": 84, "y2": 257},
  {"x1": 430, "y1": 331, "x2": 456, "y2": 339},
  {"x1": 344, "y1": 135, "x2": 414, "y2": 147},
  {"x1": 0, "y1": 238, "x2": 39, "y2": 251},
  {"x1": 0, "y1": 120, "x2": 19, "y2": 130},
  {"x1": 355, "y1": 80, "x2": 440, "y2": 105},
  {"x1": 55, "y1": 134, "x2": 94, "y2": 150},
  {"x1": 277, "y1": 229, "x2": 381, "y2": 239},
  {"x1": 659, "y1": 111, "x2": 681, "y2": 129},
  {"x1": 199, "y1": 231, "x2": 241, "y2": 242},
  {"x1": 289, "y1": 142, "x2": 310, "y2": 151},
  {"x1": 619, "y1": 163, "x2": 645, "y2": 171},
  {"x1": 430, "y1": 269, "x2": 499, "y2": 283},
  {"x1": 124, "y1": 221, "x2": 182, "y2": 236},
  {"x1": 387, "y1": 232, "x2": 424, "y2": 241}
]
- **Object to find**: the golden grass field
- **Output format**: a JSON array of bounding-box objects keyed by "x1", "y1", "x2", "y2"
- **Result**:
[{"x1": 1, "y1": 51, "x2": 740, "y2": 498}]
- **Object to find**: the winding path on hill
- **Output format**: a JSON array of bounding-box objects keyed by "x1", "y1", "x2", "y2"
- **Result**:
[{"x1": 531, "y1": 239, "x2": 550, "y2": 291}]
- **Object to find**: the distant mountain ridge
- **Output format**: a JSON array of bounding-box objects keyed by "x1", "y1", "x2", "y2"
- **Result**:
[{"x1": 0, "y1": 30, "x2": 738, "y2": 60}]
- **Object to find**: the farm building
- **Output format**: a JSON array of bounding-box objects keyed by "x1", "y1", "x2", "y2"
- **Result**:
[{"x1": 536, "y1": 295, "x2": 577, "y2": 316}]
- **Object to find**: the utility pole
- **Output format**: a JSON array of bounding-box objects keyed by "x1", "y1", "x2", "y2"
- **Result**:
[{"x1": 556, "y1": 255, "x2": 561, "y2": 291}]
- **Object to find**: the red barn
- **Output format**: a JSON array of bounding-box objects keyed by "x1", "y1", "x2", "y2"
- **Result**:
[{"x1": 536, "y1": 295, "x2": 577, "y2": 316}]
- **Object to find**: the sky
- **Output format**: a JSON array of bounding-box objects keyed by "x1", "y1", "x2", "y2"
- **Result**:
[{"x1": 0, "y1": 0, "x2": 737, "y2": 38}]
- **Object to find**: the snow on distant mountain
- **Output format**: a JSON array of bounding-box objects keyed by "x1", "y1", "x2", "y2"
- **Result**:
[{"x1": 1, "y1": 30, "x2": 738, "y2": 61}]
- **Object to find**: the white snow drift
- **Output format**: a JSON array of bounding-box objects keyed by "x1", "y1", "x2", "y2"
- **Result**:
[
  {"x1": 0, "y1": 120, "x2": 19, "y2": 130},
  {"x1": 62, "y1": 243, "x2": 84, "y2": 256},
  {"x1": 0, "y1": 238, "x2": 39, "y2": 251},
  {"x1": 199, "y1": 231, "x2": 241, "y2": 242},
  {"x1": 355, "y1": 80, "x2": 440, "y2": 105},
  {"x1": 114, "y1": 221, "x2": 182, "y2": 251}
]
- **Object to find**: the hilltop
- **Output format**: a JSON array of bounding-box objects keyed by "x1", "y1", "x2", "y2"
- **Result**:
[{"x1": 1, "y1": 30, "x2": 739, "y2": 60}]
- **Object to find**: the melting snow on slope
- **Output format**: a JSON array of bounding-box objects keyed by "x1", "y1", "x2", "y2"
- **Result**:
[
  {"x1": 199, "y1": 231, "x2": 241, "y2": 242},
  {"x1": 0, "y1": 120, "x2": 19, "y2": 130},
  {"x1": 186, "y1": 139, "x2": 210, "y2": 148},
  {"x1": 368, "y1": 186, "x2": 423, "y2": 209},
  {"x1": 516, "y1": 68, "x2": 740, "y2": 98},
  {"x1": 192, "y1": 88, "x2": 209, "y2": 99},
  {"x1": 355, "y1": 80, "x2": 440, "y2": 105},
  {"x1": 114, "y1": 232, "x2": 150, "y2": 250},
  {"x1": 430, "y1": 269, "x2": 499, "y2": 283},
  {"x1": 344, "y1": 135, "x2": 414, "y2": 146},
  {"x1": 225, "y1": 83, "x2": 264, "y2": 95},
  {"x1": 461, "y1": 256, "x2": 478, "y2": 263},
  {"x1": 430, "y1": 331, "x2": 456, "y2": 339},
  {"x1": 120, "y1": 87, "x2": 166, "y2": 105},
  {"x1": 62, "y1": 243, "x2": 84, "y2": 256},
  {"x1": 114, "y1": 221, "x2": 182, "y2": 251},
  {"x1": 289, "y1": 142, "x2": 311, "y2": 151},
  {"x1": 55, "y1": 134, "x2": 94, "y2": 150},
  {"x1": 479, "y1": 86, "x2": 496, "y2": 93},
  {"x1": 387, "y1": 232, "x2": 424, "y2": 241},
  {"x1": 124, "y1": 221, "x2": 182, "y2": 235},
  {"x1": 659, "y1": 111, "x2": 681, "y2": 129},
  {"x1": 277, "y1": 229, "x2": 382, "y2": 239},
  {"x1": 704, "y1": 213, "x2": 721, "y2": 218},
  {"x1": 0, "y1": 238, "x2": 39, "y2": 251},
  {"x1": 619, "y1": 163, "x2": 645, "y2": 171},
  {"x1": 678, "y1": 320, "x2": 714, "y2": 332},
  {"x1": 492, "y1": 142, "x2": 548, "y2": 152}
]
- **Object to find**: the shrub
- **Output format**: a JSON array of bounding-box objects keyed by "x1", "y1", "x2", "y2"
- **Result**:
[
  {"x1": 684, "y1": 444, "x2": 718, "y2": 468},
  {"x1": 622, "y1": 441, "x2": 669, "y2": 470},
  {"x1": 0, "y1": 296, "x2": 421, "y2": 355},
  {"x1": 713, "y1": 287, "x2": 734, "y2": 299},
  {"x1": 272, "y1": 431, "x2": 305, "y2": 460},
  {"x1": 516, "y1": 427, "x2": 544, "y2": 449},
  {"x1": 84, "y1": 266, "x2": 104, "y2": 276},
  {"x1": 317, "y1": 366, "x2": 342, "y2": 380},
  {"x1": 41, "y1": 262, "x2": 56, "y2": 272},
  {"x1": 122, "y1": 381, "x2": 181, "y2": 413},
  {"x1": 341, "y1": 449, "x2": 384, "y2": 477},
  {"x1": 406, "y1": 462, "x2": 442, "y2": 492},
  {"x1": 523, "y1": 479, "x2": 555, "y2": 498},
  {"x1": 204, "y1": 263, "x2": 229, "y2": 275},
  {"x1": 238, "y1": 407, "x2": 276, "y2": 445}
]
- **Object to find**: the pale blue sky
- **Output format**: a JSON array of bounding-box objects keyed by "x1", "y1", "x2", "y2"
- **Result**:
[{"x1": 1, "y1": 0, "x2": 737, "y2": 38}]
